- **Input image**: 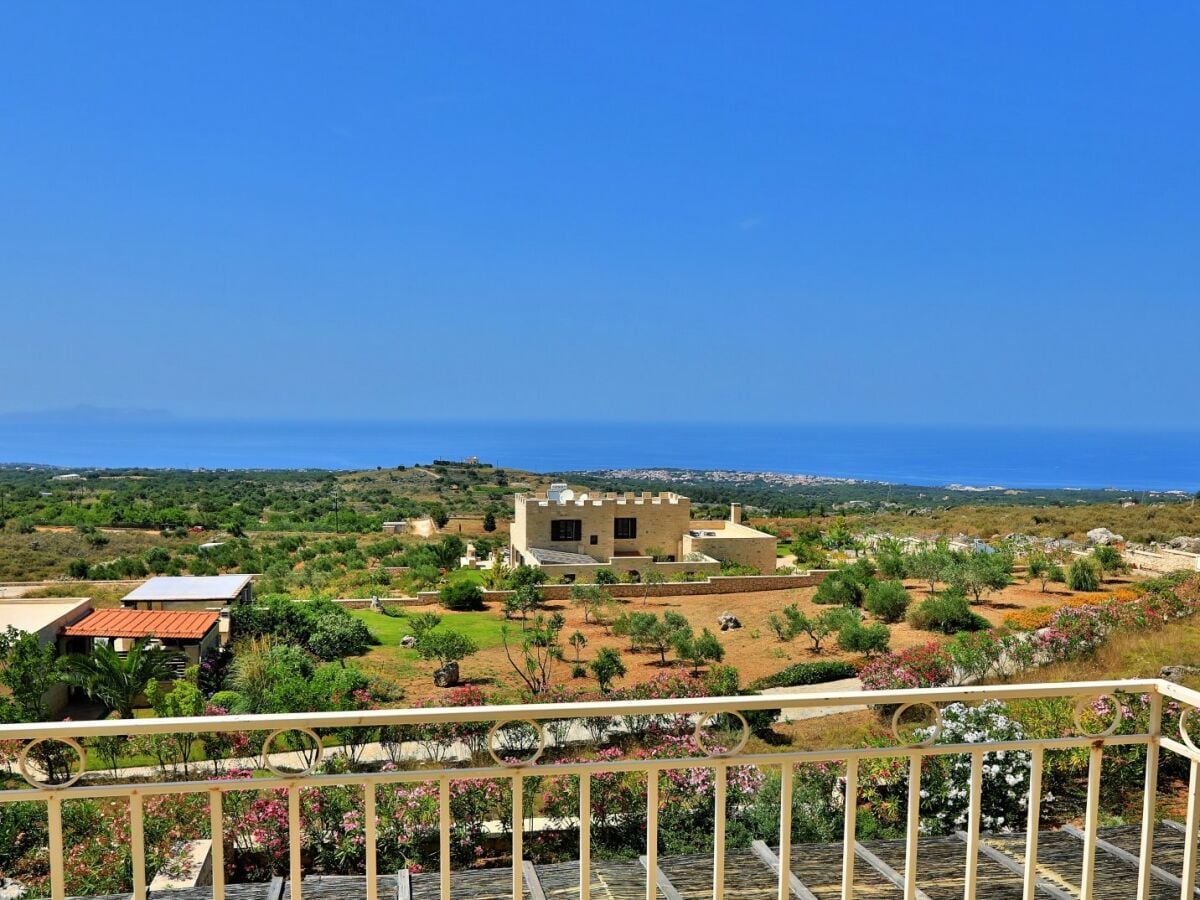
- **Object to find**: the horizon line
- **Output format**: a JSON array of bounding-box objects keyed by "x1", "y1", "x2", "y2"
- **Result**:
[{"x1": 2, "y1": 409, "x2": 1199, "y2": 434}]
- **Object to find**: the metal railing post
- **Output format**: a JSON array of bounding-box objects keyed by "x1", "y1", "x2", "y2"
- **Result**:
[
  {"x1": 841, "y1": 760, "x2": 858, "y2": 900},
  {"x1": 580, "y1": 774, "x2": 592, "y2": 900},
  {"x1": 713, "y1": 763, "x2": 727, "y2": 900},
  {"x1": 210, "y1": 788, "x2": 226, "y2": 900},
  {"x1": 778, "y1": 763, "x2": 793, "y2": 900},
  {"x1": 647, "y1": 768, "x2": 659, "y2": 900},
  {"x1": 1079, "y1": 744, "x2": 1105, "y2": 900},
  {"x1": 962, "y1": 751, "x2": 983, "y2": 900},
  {"x1": 1138, "y1": 691, "x2": 1163, "y2": 900},
  {"x1": 904, "y1": 755, "x2": 922, "y2": 900},
  {"x1": 1021, "y1": 748, "x2": 1044, "y2": 900}
]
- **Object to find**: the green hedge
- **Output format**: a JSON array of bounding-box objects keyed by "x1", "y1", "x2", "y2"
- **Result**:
[{"x1": 748, "y1": 660, "x2": 856, "y2": 691}]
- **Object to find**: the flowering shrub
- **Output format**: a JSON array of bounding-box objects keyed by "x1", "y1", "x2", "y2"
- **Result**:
[
  {"x1": 328, "y1": 687, "x2": 381, "y2": 764},
  {"x1": 863, "y1": 577, "x2": 1200, "y2": 694},
  {"x1": 1003, "y1": 608, "x2": 1054, "y2": 631},
  {"x1": 198, "y1": 704, "x2": 256, "y2": 774},
  {"x1": 1031, "y1": 605, "x2": 1111, "y2": 661},
  {"x1": 382, "y1": 685, "x2": 492, "y2": 763},
  {"x1": 611, "y1": 672, "x2": 709, "y2": 739},
  {"x1": 224, "y1": 758, "x2": 510, "y2": 878},
  {"x1": 860, "y1": 642, "x2": 954, "y2": 691},
  {"x1": 3, "y1": 793, "x2": 211, "y2": 897},
  {"x1": 1032, "y1": 584, "x2": 1200, "y2": 664},
  {"x1": 783, "y1": 705, "x2": 1039, "y2": 840},
  {"x1": 1011, "y1": 691, "x2": 1189, "y2": 814},
  {"x1": 0, "y1": 740, "x2": 21, "y2": 774},
  {"x1": 538, "y1": 733, "x2": 765, "y2": 857},
  {"x1": 913, "y1": 701, "x2": 1039, "y2": 834}
]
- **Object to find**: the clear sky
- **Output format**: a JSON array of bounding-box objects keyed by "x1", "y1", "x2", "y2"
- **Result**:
[{"x1": 1, "y1": 3, "x2": 1197, "y2": 427}]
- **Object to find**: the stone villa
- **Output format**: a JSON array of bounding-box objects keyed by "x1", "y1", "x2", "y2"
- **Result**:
[{"x1": 510, "y1": 485, "x2": 776, "y2": 580}]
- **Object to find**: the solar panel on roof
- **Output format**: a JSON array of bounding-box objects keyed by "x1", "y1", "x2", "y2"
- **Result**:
[
  {"x1": 527, "y1": 547, "x2": 599, "y2": 565},
  {"x1": 122, "y1": 575, "x2": 252, "y2": 602}
]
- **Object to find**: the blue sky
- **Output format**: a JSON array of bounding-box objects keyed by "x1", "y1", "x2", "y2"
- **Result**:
[{"x1": 1, "y1": 2, "x2": 1197, "y2": 426}]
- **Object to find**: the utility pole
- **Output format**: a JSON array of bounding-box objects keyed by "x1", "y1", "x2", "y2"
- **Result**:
[{"x1": 333, "y1": 484, "x2": 340, "y2": 534}]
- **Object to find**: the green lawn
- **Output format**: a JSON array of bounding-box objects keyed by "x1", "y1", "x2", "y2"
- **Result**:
[
  {"x1": 350, "y1": 607, "x2": 506, "y2": 648},
  {"x1": 349, "y1": 605, "x2": 509, "y2": 685},
  {"x1": 445, "y1": 568, "x2": 486, "y2": 587}
]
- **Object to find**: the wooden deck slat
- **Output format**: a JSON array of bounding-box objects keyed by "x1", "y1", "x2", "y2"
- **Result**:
[
  {"x1": 524, "y1": 862, "x2": 548, "y2": 900},
  {"x1": 639, "y1": 855, "x2": 684, "y2": 900},
  {"x1": 853, "y1": 843, "x2": 933, "y2": 900},
  {"x1": 952, "y1": 833, "x2": 1073, "y2": 900},
  {"x1": 785, "y1": 842, "x2": 900, "y2": 898},
  {"x1": 1061, "y1": 824, "x2": 1200, "y2": 896},
  {"x1": 989, "y1": 831, "x2": 1180, "y2": 900},
  {"x1": 1100, "y1": 822, "x2": 1196, "y2": 881},
  {"x1": 749, "y1": 841, "x2": 818, "y2": 900}
]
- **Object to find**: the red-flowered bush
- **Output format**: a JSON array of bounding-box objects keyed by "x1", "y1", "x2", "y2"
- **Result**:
[{"x1": 860, "y1": 642, "x2": 954, "y2": 691}]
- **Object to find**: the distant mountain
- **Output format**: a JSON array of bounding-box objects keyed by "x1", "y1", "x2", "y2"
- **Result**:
[{"x1": 0, "y1": 405, "x2": 177, "y2": 424}]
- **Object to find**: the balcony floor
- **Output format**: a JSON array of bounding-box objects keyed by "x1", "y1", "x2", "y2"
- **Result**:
[{"x1": 66, "y1": 822, "x2": 1196, "y2": 900}]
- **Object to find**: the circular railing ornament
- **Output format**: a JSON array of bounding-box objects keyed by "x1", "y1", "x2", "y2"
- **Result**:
[
  {"x1": 261, "y1": 728, "x2": 324, "y2": 777},
  {"x1": 1073, "y1": 693, "x2": 1122, "y2": 739},
  {"x1": 1180, "y1": 708, "x2": 1200, "y2": 753},
  {"x1": 890, "y1": 702, "x2": 943, "y2": 748},
  {"x1": 693, "y1": 711, "x2": 751, "y2": 758},
  {"x1": 486, "y1": 719, "x2": 546, "y2": 767},
  {"x1": 18, "y1": 737, "x2": 87, "y2": 789}
]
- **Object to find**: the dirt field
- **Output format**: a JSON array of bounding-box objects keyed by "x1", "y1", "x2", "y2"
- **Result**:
[{"x1": 373, "y1": 573, "x2": 1133, "y2": 703}]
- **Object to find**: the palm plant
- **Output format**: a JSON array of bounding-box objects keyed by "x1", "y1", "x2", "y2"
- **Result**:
[{"x1": 61, "y1": 638, "x2": 182, "y2": 718}]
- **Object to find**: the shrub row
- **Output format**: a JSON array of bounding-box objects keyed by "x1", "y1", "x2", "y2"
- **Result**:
[
  {"x1": 863, "y1": 575, "x2": 1200, "y2": 692},
  {"x1": 748, "y1": 661, "x2": 857, "y2": 692}
]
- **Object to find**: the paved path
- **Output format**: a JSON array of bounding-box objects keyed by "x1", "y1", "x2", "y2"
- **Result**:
[{"x1": 762, "y1": 678, "x2": 867, "y2": 721}]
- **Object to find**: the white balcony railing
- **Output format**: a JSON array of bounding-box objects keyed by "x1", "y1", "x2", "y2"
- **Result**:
[{"x1": 3, "y1": 678, "x2": 1200, "y2": 900}]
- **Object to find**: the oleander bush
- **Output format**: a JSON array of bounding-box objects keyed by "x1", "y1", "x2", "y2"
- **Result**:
[
  {"x1": 914, "y1": 701, "x2": 1039, "y2": 834},
  {"x1": 860, "y1": 642, "x2": 955, "y2": 691}
]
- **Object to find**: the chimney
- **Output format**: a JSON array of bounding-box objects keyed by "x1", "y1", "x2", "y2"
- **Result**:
[{"x1": 729, "y1": 502, "x2": 743, "y2": 524}]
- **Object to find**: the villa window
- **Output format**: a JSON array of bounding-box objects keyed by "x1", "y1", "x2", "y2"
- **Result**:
[
  {"x1": 590, "y1": 535, "x2": 598, "y2": 545},
  {"x1": 551, "y1": 519, "x2": 582, "y2": 542},
  {"x1": 614, "y1": 517, "x2": 638, "y2": 540}
]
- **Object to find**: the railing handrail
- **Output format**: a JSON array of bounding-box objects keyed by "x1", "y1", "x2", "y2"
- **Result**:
[{"x1": 1, "y1": 677, "x2": 1175, "y2": 740}]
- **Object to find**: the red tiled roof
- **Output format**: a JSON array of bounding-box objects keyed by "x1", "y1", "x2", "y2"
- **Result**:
[{"x1": 63, "y1": 608, "x2": 219, "y2": 641}]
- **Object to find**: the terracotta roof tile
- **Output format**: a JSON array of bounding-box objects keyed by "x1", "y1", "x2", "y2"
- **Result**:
[{"x1": 63, "y1": 608, "x2": 219, "y2": 641}]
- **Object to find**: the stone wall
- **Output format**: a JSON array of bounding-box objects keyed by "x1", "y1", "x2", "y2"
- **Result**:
[
  {"x1": 413, "y1": 570, "x2": 832, "y2": 605},
  {"x1": 535, "y1": 555, "x2": 722, "y2": 581},
  {"x1": 1124, "y1": 547, "x2": 1200, "y2": 575},
  {"x1": 329, "y1": 597, "x2": 427, "y2": 610}
]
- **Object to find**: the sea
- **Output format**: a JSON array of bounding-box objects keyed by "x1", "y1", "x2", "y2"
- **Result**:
[{"x1": 0, "y1": 420, "x2": 1197, "y2": 493}]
